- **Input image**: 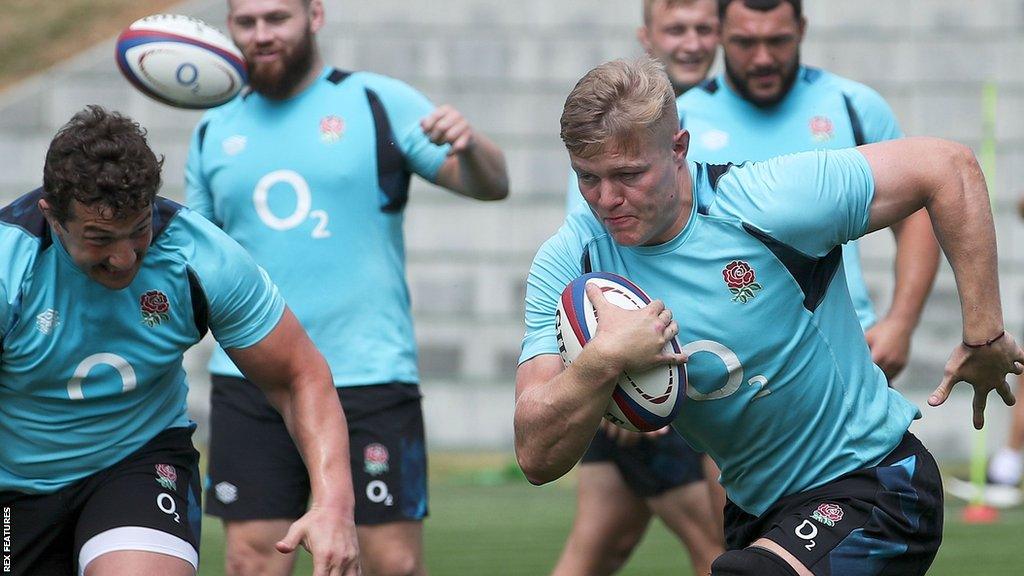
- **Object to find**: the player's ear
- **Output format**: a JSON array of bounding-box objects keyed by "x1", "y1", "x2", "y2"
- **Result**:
[
  {"x1": 672, "y1": 130, "x2": 690, "y2": 162},
  {"x1": 637, "y1": 25, "x2": 653, "y2": 53},
  {"x1": 797, "y1": 16, "x2": 808, "y2": 42},
  {"x1": 37, "y1": 199, "x2": 59, "y2": 228},
  {"x1": 308, "y1": 0, "x2": 326, "y2": 34}
]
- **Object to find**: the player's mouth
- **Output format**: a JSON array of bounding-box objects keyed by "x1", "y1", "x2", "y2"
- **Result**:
[
  {"x1": 603, "y1": 215, "x2": 636, "y2": 230},
  {"x1": 250, "y1": 50, "x2": 282, "y2": 64}
]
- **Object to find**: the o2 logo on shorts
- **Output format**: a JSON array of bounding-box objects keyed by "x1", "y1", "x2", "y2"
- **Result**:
[
  {"x1": 252, "y1": 170, "x2": 331, "y2": 238},
  {"x1": 157, "y1": 492, "x2": 181, "y2": 524},
  {"x1": 794, "y1": 519, "x2": 818, "y2": 551},
  {"x1": 366, "y1": 480, "x2": 393, "y2": 506}
]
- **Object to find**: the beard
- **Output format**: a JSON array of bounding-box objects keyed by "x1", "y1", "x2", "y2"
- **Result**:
[
  {"x1": 725, "y1": 51, "x2": 800, "y2": 108},
  {"x1": 245, "y1": 27, "x2": 316, "y2": 100}
]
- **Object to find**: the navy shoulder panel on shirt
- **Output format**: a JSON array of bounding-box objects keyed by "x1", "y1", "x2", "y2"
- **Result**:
[
  {"x1": 365, "y1": 87, "x2": 413, "y2": 213},
  {"x1": 742, "y1": 223, "x2": 842, "y2": 312},
  {"x1": 186, "y1": 265, "x2": 210, "y2": 339},
  {"x1": 196, "y1": 119, "x2": 211, "y2": 156},
  {"x1": 326, "y1": 68, "x2": 354, "y2": 85},
  {"x1": 151, "y1": 197, "x2": 184, "y2": 244},
  {"x1": 698, "y1": 77, "x2": 719, "y2": 94},
  {"x1": 0, "y1": 188, "x2": 51, "y2": 249},
  {"x1": 841, "y1": 92, "x2": 867, "y2": 146}
]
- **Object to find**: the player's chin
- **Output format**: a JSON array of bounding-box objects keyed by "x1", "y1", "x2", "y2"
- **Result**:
[{"x1": 91, "y1": 267, "x2": 140, "y2": 290}]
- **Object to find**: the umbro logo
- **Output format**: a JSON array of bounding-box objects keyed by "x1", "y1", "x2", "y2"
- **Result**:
[{"x1": 36, "y1": 309, "x2": 60, "y2": 335}]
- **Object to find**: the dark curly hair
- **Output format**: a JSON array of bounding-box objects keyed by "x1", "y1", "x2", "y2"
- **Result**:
[
  {"x1": 42, "y1": 105, "x2": 164, "y2": 224},
  {"x1": 718, "y1": 0, "x2": 802, "y2": 21}
]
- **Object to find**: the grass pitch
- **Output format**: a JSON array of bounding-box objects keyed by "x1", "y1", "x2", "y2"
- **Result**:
[{"x1": 196, "y1": 453, "x2": 1024, "y2": 575}]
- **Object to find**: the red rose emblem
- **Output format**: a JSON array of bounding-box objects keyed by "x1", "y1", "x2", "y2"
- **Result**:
[
  {"x1": 722, "y1": 260, "x2": 755, "y2": 289},
  {"x1": 810, "y1": 116, "x2": 834, "y2": 140},
  {"x1": 140, "y1": 290, "x2": 171, "y2": 326},
  {"x1": 817, "y1": 502, "x2": 844, "y2": 523},
  {"x1": 141, "y1": 290, "x2": 169, "y2": 314},
  {"x1": 156, "y1": 463, "x2": 177, "y2": 483},
  {"x1": 722, "y1": 260, "x2": 763, "y2": 303}
]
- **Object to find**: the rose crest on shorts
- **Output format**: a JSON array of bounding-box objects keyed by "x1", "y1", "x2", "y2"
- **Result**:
[
  {"x1": 155, "y1": 464, "x2": 178, "y2": 491},
  {"x1": 140, "y1": 289, "x2": 171, "y2": 327},
  {"x1": 364, "y1": 443, "x2": 390, "y2": 476},
  {"x1": 722, "y1": 260, "x2": 762, "y2": 303},
  {"x1": 320, "y1": 115, "x2": 345, "y2": 144},
  {"x1": 811, "y1": 502, "x2": 844, "y2": 527}
]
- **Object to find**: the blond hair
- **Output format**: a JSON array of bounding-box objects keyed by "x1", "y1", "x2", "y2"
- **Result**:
[
  {"x1": 560, "y1": 56, "x2": 678, "y2": 159},
  {"x1": 642, "y1": 0, "x2": 707, "y2": 24}
]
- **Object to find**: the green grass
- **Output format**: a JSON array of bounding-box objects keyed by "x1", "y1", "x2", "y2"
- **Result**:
[
  {"x1": 0, "y1": 0, "x2": 182, "y2": 90},
  {"x1": 195, "y1": 454, "x2": 1024, "y2": 575}
]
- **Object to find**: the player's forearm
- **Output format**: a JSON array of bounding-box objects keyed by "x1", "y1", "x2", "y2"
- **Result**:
[
  {"x1": 455, "y1": 134, "x2": 509, "y2": 200},
  {"x1": 514, "y1": 352, "x2": 620, "y2": 484},
  {"x1": 925, "y1": 145, "x2": 1005, "y2": 342},
  {"x1": 885, "y1": 209, "x2": 939, "y2": 330},
  {"x1": 276, "y1": 369, "x2": 356, "y2": 512}
]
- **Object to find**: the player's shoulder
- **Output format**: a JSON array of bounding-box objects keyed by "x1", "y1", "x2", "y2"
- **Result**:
[
  {"x1": 0, "y1": 188, "x2": 53, "y2": 267},
  {"x1": 155, "y1": 199, "x2": 236, "y2": 255},
  {"x1": 350, "y1": 70, "x2": 428, "y2": 100},
  {"x1": 537, "y1": 212, "x2": 607, "y2": 265},
  {"x1": 677, "y1": 76, "x2": 724, "y2": 108},
  {"x1": 806, "y1": 67, "x2": 891, "y2": 109}
]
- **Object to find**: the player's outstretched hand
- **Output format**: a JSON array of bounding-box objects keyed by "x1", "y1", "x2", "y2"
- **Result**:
[
  {"x1": 421, "y1": 104, "x2": 475, "y2": 154},
  {"x1": 276, "y1": 505, "x2": 361, "y2": 576},
  {"x1": 584, "y1": 282, "x2": 687, "y2": 374},
  {"x1": 864, "y1": 316, "x2": 912, "y2": 380},
  {"x1": 929, "y1": 331, "x2": 1024, "y2": 429}
]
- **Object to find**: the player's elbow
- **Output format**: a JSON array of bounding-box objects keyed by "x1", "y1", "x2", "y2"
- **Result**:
[
  {"x1": 514, "y1": 440, "x2": 563, "y2": 485},
  {"x1": 516, "y1": 453, "x2": 557, "y2": 486}
]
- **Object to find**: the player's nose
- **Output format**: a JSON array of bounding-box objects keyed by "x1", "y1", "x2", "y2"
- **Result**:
[{"x1": 106, "y1": 242, "x2": 138, "y2": 270}]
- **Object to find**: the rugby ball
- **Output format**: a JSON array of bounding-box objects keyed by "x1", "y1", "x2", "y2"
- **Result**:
[
  {"x1": 116, "y1": 14, "x2": 247, "y2": 109},
  {"x1": 555, "y1": 272, "x2": 685, "y2": 432}
]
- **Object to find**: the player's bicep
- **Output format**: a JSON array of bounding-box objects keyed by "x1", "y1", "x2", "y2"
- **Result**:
[
  {"x1": 859, "y1": 138, "x2": 960, "y2": 234},
  {"x1": 225, "y1": 306, "x2": 322, "y2": 395}
]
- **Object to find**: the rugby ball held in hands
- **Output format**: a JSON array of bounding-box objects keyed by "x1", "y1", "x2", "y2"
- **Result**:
[
  {"x1": 555, "y1": 272, "x2": 685, "y2": 432},
  {"x1": 116, "y1": 14, "x2": 247, "y2": 109}
]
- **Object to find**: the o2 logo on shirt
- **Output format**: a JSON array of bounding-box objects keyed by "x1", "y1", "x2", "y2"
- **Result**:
[
  {"x1": 67, "y1": 353, "x2": 137, "y2": 400},
  {"x1": 679, "y1": 340, "x2": 770, "y2": 401},
  {"x1": 252, "y1": 170, "x2": 331, "y2": 238}
]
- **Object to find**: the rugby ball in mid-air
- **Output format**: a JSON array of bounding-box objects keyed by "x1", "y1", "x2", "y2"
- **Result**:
[
  {"x1": 555, "y1": 272, "x2": 685, "y2": 432},
  {"x1": 116, "y1": 14, "x2": 247, "y2": 109}
]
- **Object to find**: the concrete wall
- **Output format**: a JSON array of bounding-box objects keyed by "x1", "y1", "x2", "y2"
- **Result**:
[{"x1": 2, "y1": 0, "x2": 1022, "y2": 459}]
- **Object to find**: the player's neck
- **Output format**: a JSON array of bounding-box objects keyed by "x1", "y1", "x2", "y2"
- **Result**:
[{"x1": 277, "y1": 52, "x2": 326, "y2": 101}]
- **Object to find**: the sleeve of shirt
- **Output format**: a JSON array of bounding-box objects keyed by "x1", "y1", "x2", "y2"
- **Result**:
[
  {"x1": 367, "y1": 74, "x2": 450, "y2": 182},
  {"x1": 184, "y1": 211, "x2": 286, "y2": 350},
  {"x1": 713, "y1": 149, "x2": 876, "y2": 257},
  {"x1": 520, "y1": 216, "x2": 592, "y2": 364},
  {"x1": 185, "y1": 117, "x2": 219, "y2": 225},
  {"x1": 845, "y1": 82, "x2": 904, "y2": 142}
]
